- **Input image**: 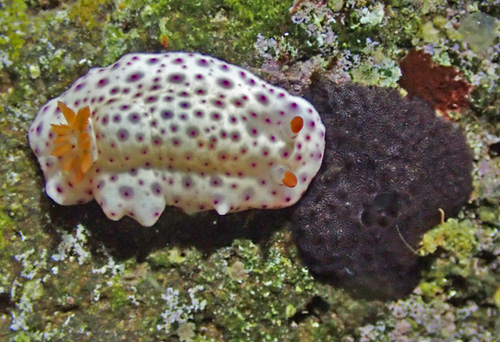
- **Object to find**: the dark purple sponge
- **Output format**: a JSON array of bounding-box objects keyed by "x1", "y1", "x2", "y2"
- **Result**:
[{"x1": 292, "y1": 82, "x2": 473, "y2": 300}]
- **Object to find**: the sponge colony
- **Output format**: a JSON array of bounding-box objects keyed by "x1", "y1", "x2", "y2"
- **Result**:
[{"x1": 292, "y1": 82, "x2": 473, "y2": 299}]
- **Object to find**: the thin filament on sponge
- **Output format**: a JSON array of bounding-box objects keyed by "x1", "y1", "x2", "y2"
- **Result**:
[{"x1": 50, "y1": 101, "x2": 93, "y2": 184}]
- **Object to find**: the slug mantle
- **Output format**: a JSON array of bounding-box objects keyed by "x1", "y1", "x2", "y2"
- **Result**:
[{"x1": 28, "y1": 52, "x2": 325, "y2": 226}]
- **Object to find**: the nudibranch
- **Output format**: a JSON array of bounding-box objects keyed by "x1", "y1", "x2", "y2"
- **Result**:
[{"x1": 28, "y1": 52, "x2": 325, "y2": 226}]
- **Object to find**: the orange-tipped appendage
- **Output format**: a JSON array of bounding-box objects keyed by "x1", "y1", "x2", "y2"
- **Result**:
[
  {"x1": 50, "y1": 101, "x2": 93, "y2": 184},
  {"x1": 290, "y1": 116, "x2": 304, "y2": 134},
  {"x1": 282, "y1": 171, "x2": 298, "y2": 188}
]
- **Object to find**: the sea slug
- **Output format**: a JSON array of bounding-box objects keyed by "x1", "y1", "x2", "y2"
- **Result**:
[{"x1": 28, "y1": 52, "x2": 325, "y2": 227}]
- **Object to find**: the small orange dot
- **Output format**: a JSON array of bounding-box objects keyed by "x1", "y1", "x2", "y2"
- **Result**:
[
  {"x1": 290, "y1": 116, "x2": 303, "y2": 134},
  {"x1": 282, "y1": 171, "x2": 297, "y2": 188}
]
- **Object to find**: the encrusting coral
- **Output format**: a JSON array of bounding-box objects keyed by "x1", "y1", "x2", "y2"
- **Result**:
[{"x1": 292, "y1": 81, "x2": 473, "y2": 299}]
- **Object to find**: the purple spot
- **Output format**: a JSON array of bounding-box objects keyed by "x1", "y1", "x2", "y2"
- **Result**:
[
  {"x1": 146, "y1": 96, "x2": 158, "y2": 103},
  {"x1": 290, "y1": 102, "x2": 299, "y2": 110},
  {"x1": 148, "y1": 58, "x2": 159, "y2": 64},
  {"x1": 151, "y1": 182, "x2": 162, "y2": 196},
  {"x1": 174, "y1": 57, "x2": 184, "y2": 64},
  {"x1": 231, "y1": 133, "x2": 240, "y2": 141},
  {"x1": 162, "y1": 111, "x2": 172, "y2": 120},
  {"x1": 220, "y1": 64, "x2": 229, "y2": 71},
  {"x1": 128, "y1": 113, "x2": 140, "y2": 123},
  {"x1": 256, "y1": 93, "x2": 268, "y2": 105},
  {"x1": 180, "y1": 102, "x2": 190, "y2": 109},
  {"x1": 187, "y1": 127, "x2": 199, "y2": 138},
  {"x1": 153, "y1": 136, "x2": 162, "y2": 145},
  {"x1": 197, "y1": 58, "x2": 208, "y2": 66},
  {"x1": 119, "y1": 186, "x2": 134, "y2": 200},
  {"x1": 195, "y1": 111, "x2": 204, "y2": 117},
  {"x1": 97, "y1": 78, "x2": 109, "y2": 87},
  {"x1": 217, "y1": 78, "x2": 234, "y2": 89},
  {"x1": 242, "y1": 189, "x2": 253, "y2": 201},
  {"x1": 36, "y1": 124, "x2": 43, "y2": 135},
  {"x1": 101, "y1": 115, "x2": 109, "y2": 125},
  {"x1": 213, "y1": 100, "x2": 225, "y2": 108},
  {"x1": 168, "y1": 73, "x2": 185, "y2": 83},
  {"x1": 136, "y1": 134, "x2": 144, "y2": 142},
  {"x1": 127, "y1": 72, "x2": 144, "y2": 82},
  {"x1": 113, "y1": 114, "x2": 121, "y2": 123},
  {"x1": 110, "y1": 87, "x2": 120, "y2": 95},
  {"x1": 211, "y1": 112, "x2": 221, "y2": 120},
  {"x1": 183, "y1": 176, "x2": 193, "y2": 188},
  {"x1": 210, "y1": 176, "x2": 222, "y2": 187},
  {"x1": 117, "y1": 129, "x2": 129, "y2": 141},
  {"x1": 75, "y1": 83, "x2": 86, "y2": 91}
]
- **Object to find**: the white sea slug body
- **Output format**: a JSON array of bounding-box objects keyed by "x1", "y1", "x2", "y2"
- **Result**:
[{"x1": 29, "y1": 52, "x2": 325, "y2": 226}]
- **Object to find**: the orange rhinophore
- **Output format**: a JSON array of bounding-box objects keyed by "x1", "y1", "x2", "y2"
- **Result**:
[
  {"x1": 282, "y1": 171, "x2": 298, "y2": 188},
  {"x1": 290, "y1": 116, "x2": 303, "y2": 134}
]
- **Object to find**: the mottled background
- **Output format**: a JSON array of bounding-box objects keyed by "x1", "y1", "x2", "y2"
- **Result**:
[{"x1": 0, "y1": 0, "x2": 499, "y2": 341}]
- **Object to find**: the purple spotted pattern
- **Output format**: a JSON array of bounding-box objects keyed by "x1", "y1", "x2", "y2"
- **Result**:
[{"x1": 28, "y1": 52, "x2": 325, "y2": 226}]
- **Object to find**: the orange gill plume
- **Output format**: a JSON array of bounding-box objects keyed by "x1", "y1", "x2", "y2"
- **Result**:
[{"x1": 50, "y1": 101, "x2": 93, "y2": 184}]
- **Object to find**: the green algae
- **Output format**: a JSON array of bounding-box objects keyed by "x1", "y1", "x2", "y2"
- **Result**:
[{"x1": 0, "y1": 0, "x2": 499, "y2": 341}]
